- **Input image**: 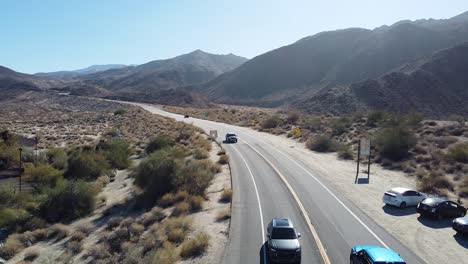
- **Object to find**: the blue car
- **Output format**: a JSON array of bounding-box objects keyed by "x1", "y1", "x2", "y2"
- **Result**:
[{"x1": 350, "y1": 245, "x2": 406, "y2": 264}]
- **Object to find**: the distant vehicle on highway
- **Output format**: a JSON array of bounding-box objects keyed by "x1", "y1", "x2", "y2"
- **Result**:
[
  {"x1": 417, "y1": 197, "x2": 466, "y2": 220},
  {"x1": 184, "y1": 114, "x2": 189, "y2": 118},
  {"x1": 382, "y1": 187, "x2": 426, "y2": 208},
  {"x1": 452, "y1": 216, "x2": 468, "y2": 234},
  {"x1": 350, "y1": 245, "x2": 406, "y2": 264},
  {"x1": 224, "y1": 133, "x2": 238, "y2": 143},
  {"x1": 266, "y1": 218, "x2": 301, "y2": 264}
]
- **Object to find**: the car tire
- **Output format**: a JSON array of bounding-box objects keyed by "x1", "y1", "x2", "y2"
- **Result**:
[
  {"x1": 437, "y1": 213, "x2": 443, "y2": 220},
  {"x1": 460, "y1": 211, "x2": 466, "y2": 217},
  {"x1": 400, "y1": 202, "x2": 406, "y2": 209}
]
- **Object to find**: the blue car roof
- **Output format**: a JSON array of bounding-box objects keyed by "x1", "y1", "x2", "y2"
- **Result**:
[{"x1": 353, "y1": 245, "x2": 405, "y2": 263}]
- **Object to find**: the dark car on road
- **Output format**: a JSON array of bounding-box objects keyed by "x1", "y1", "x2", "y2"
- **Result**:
[
  {"x1": 417, "y1": 197, "x2": 466, "y2": 220},
  {"x1": 267, "y1": 218, "x2": 301, "y2": 263},
  {"x1": 350, "y1": 245, "x2": 405, "y2": 264},
  {"x1": 224, "y1": 133, "x2": 238, "y2": 143},
  {"x1": 453, "y1": 216, "x2": 468, "y2": 234},
  {"x1": 184, "y1": 114, "x2": 189, "y2": 118}
]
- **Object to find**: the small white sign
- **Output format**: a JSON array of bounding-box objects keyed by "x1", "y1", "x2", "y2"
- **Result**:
[
  {"x1": 360, "y1": 138, "x2": 370, "y2": 156},
  {"x1": 209, "y1": 130, "x2": 218, "y2": 140}
]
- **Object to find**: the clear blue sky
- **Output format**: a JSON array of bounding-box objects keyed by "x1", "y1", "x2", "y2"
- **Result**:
[{"x1": 1, "y1": 0, "x2": 467, "y2": 73}]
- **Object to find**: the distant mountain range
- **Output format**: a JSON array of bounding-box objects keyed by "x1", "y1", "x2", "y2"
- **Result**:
[
  {"x1": 2, "y1": 11, "x2": 468, "y2": 116},
  {"x1": 35, "y1": 64, "x2": 129, "y2": 79},
  {"x1": 195, "y1": 11, "x2": 468, "y2": 112}
]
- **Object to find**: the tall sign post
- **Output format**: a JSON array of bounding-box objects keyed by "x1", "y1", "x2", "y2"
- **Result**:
[
  {"x1": 355, "y1": 138, "x2": 371, "y2": 183},
  {"x1": 209, "y1": 130, "x2": 218, "y2": 141}
]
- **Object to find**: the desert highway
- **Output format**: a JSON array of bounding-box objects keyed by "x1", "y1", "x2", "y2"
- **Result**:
[{"x1": 133, "y1": 103, "x2": 426, "y2": 264}]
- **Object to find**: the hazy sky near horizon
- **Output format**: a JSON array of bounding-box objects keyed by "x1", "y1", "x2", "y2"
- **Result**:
[{"x1": 2, "y1": 0, "x2": 467, "y2": 73}]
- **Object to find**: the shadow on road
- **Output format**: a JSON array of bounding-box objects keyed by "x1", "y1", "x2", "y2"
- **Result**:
[
  {"x1": 454, "y1": 233, "x2": 468, "y2": 249},
  {"x1": 382, "y1": 204, "x2": 416, "y2": 216},
  {"x1": 417, "y1": 215, "x2": 452, "y2": 229},
  {"x1": 259, "y1": 242, "x2": 268, "y2": 264}
]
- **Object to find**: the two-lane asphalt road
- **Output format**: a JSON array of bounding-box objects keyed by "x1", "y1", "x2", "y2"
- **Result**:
[{"x1": 132, "y1": 103, "x2": 426, "y2": 264}]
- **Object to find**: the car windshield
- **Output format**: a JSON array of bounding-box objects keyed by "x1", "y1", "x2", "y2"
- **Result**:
[{"x1": 271, "y1": 228, "x2": 297, "y2": 239}]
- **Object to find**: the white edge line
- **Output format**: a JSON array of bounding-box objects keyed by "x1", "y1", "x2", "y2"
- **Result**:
[{"x1": 231, "y1": 145, "x2": 267, "y2": 264}]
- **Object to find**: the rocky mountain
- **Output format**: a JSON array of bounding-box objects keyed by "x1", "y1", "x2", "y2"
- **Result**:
[
  {"x1": 294, "y1": 42, "x2": 468, "y2": 117},
  {"x1": 0, "y1": 66, "x2": 64, "y2": 100},
  {"x1": 196, "y1": 11, "x2": 468, "y2": 107},
  {"x1": 52, "y1": 50, "x2": 246, "y2": 107},
  {"x1": 35, "y1": 64, "x2": 128, "y2": 79}
]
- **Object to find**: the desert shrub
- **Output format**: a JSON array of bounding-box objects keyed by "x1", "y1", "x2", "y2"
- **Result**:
[
  {"x1": 46, "y1": 224, "x2": 70, "y2": 240},
  {"x1": 145, "y1": 134, "x2": 174, "y2": 154},
  {"x1": 129, "y1": 223, "x2": 145, "y2": 236},
  {"x1": 418, "y1": 171, "x2": 454, "y2": 194},
  {"x1": 27, "y1": 163, "x2": 63, "y2": 189},
  {"x1": 84, "y1": 244, "x2": 112, "y2": 261},
  {"x1": 374, "y1": 126, "x2": 416, "y2": 161},
  {"x1": 193, "y1": 148, "x2": 209, "y2": 160},
  {"x1": 161, "y1": 217, "x2": 191, "y2": 244},
  {"x1": 97, "y1": 139, "x2": 131, "y2": 169},
  {"x1": 132, "y1": 148, "x2": 179, "y2": 204},
  {"x1": 171, "y1": 202, "x2": 190, "y2": 216},
  {"x1": 107, "y1": 227, "x2": 130, "y2": 252},
  {"x1": 306, "y1": 135, "x2": 337, "y2": 152},
  {"x1": 187, "y1": 195, "x2": 204, "y2": 212},
  {"x1": 66, "y1": 240, "x2": 82, "y2": 254},
  {"x1": 0, "y1": 234, "x2": 25, "y2": 259},
  {"x1": 287, "y1": 111, "x2": 300, "y2": 124},
  {"x1": 218, "y1": 154, "x2": 229, "y2": 165},
  {"x1": 216, "y1": 210, "x2": 231, "y2": 222},
  {"x1": 367, "y1": 110, "x2": 392, "y2": 127},
  {"x1": 138, "y1": 207, "x2": 165, "y2": 227},
  {"x1": 39, "y1": 180, "x2": 98, "y2": 222},
  {"x1": 158, "y1": 193, "x2": 176, "y2": 208},
  {"x1": 261, "y1": 115, "x2": 281, "y2": 129},
  {"x1": 23, "y1": 247, "x2": 39, "y2": 261},
  {"x1": 446, "y1": 143, "x2": 468, "y2": 163},
  {"x1": 219, "y1": 189, "x2": 233, "y2": 203},
  {"x1": 301, "y1": 117, "x2": 322, "y2": 132},
  {"x1": 337, "y1": 144, "x2": 354, "y2": 160},
  {"x1": 152, "y1": 241, "x2": 179, "y2": 264},
  {"x1": 403, "y1": 112, "x2": 424, "y2": 128},
  {"x1": 65, "y1": 150, "x2": 110, "y2": 181},
  {"x1": 46, "y1": 147, "x2": 68, "y2": 170},
  {"x1": 173, "y1": 159, "x2": 215, "y2": 195},
  {"x1": 180, "y1": 232, "x2": 210, "y2": 258},
  {"x1": 70, "y1": 231, "x2": 86, "y2": 242},
  {"x1": 114, "y1": 109, "x2": 127, "y2": 115},
  {"x1": 107, "y1": 216, "x2": 124, "y2": 230},
  {"x1": 330, "y1": 117, "x2": 352, "y2": 135}
]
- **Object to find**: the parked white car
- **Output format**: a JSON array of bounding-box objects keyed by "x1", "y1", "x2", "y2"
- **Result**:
[{"x1": 382, "y1": 187, "x2": 426, "y2": 208}]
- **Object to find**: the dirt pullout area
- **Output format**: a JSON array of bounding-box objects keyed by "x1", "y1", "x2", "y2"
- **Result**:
[
  {"x1": 179, "y1": 141, "x2": 231, "y2": 264},
  {"x1": 254, "y1": 130, "x2": 466, "y2": 264}
]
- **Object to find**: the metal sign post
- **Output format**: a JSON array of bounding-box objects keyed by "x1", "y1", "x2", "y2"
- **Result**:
[{"x1": 355, "y1": 138, "x2": 371, "y2": 183}]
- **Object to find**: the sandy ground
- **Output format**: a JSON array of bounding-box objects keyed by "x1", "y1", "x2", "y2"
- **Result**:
[
  {"x1": 7, "y1": 169, "x2": 134, "y2": 264},
  {"x1": 253, "y1": 130, "x2": 468, "y2": 264},
  {"x1": 179, "y1": 140, "x2": 231, "y2": 264}
]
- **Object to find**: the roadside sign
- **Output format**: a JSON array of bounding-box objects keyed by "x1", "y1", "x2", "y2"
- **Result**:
[
  {"x1": 360, "y1": 138, "x2": 370, "y2": 156},
  {"x1": 209, "y1": 130, "x2": 218, "y2": 140},
  {"x1": 294, "y1": 127, "x2": 301, "y2": 136},
  {"x1": 251, "y1": 120, "x2": 255, "y2": 126}
]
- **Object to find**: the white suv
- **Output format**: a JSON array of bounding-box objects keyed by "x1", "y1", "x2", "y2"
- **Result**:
[{"x1": 382, "y1": 187, "x2": 426, "y2": 208}]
